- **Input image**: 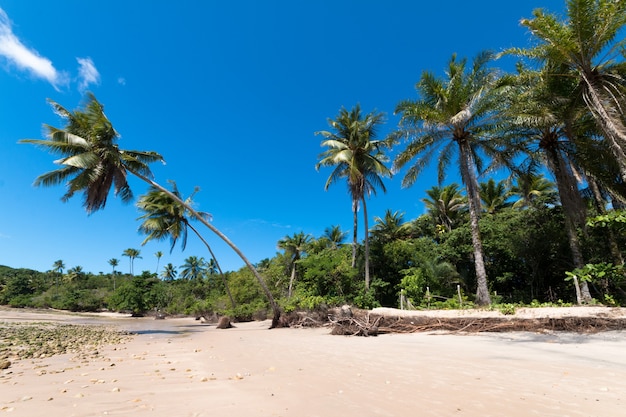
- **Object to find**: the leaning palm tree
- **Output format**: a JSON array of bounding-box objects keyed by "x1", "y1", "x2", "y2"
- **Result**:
[
  {"x1": 316, "y1": 104, "x2": 392, "y2": 290},
  {"x1": 393, "y1": 52, "x2": 512, "y2": 305},
  {"x1": 122, "y1": 248, "x2": 141, "y2": 275},
  {"x1": 136, "y1": 182, "x2": 235, "y2": 308},
  {"x1": 277, "y1": 231, "x2": 311, "y2": 299},
  {"x1": 516, "y1": 0, "x2": 626, "y2": 180},
  {"x1": 19, "y1": 93, "x2": 281, "y2": 327},
  {"x1": 154, "y1": 251, "x2": 163, "y2": 274}
]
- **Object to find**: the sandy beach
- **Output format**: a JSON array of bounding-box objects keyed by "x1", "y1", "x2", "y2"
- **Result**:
[{"x1": 2, "y1": 308, "x2": 626, "y2": 417}]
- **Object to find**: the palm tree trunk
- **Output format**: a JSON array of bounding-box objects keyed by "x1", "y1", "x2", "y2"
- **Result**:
[
  {"x1": 351, "y1": 198, "x2": 358, "y2": 268},
  {"x1": 362, "y1": 196, "x2": 370, "y2": 291},
  {"x1": 187, "y1": 223, "x2": 236, "y2": 310},
  {"x1": 133, "y1": 172, "x2": 281, "y2": 328},
  {"x1": 287, "y1": 264, "x2": 296, "y2": 299},
  {"x1": 548, "y1": 148, "x2": 592, "y2": 303},
  {"x1": 458, "y1": 141, "x2": 491, "y2": 305}
]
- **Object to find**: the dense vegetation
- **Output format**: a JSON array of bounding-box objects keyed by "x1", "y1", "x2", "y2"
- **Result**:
[{"x1": 5, "y1": 0, "x2": 626, "y2": 318}]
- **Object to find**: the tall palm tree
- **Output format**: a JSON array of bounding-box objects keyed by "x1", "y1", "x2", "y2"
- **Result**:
[
  {"x1": 136, "y1": 182, "x2": 235, "y2": 308},
  {"x1": 52, "y1": 259, "x2": 65, "y2": 275},
  {"x1": 154, "y1": 251, "x2": 163, "y2": 274},
  {"x1": 479, "y1": 179, "x2": 512, "y2": 214},
  {"x1": 180, "y1": 256, "x2": 206, "y2": 281},
  {"x1": 502, "y1": 61, "x2": 594, "y2": 303},
  {"x1": 122, "y1": 248, "x2": 141, "y2": 275},
  {"x1": 393, "y1": 52, "x2": 512, "y2": 305},
  {"x1": 20, "y1": 93, "x2": 280, "y2": 327},
  {"x1": 517, "y1": 0, "x2": 626, "y2": 180},
  {"x1": 161, "y1": 263, "x2": 178, "y2": 281},
  {"x1": 421, "y1": 184, "x2": 466, "y2": 234},
  {"x1": 108, "y1": 258, "x2": 119, "y2": 289},
  {"x1": 277, "y1": 231, "x2": 312, "y2": 298},
  {"x1": 316, "y1": 104, "x2": 392, "y2": 290}
]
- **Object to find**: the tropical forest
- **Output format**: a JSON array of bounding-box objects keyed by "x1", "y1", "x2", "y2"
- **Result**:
[{"x1": 3, "y1": 0, "x2": 626, "y2": 326}]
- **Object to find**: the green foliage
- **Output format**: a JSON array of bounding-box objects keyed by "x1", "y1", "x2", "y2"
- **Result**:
[
  {"x1": 108, "y1": 271, "x2": 159, "y2": 315},
  {"x1": 565, "y1": 263, "x2": 624, "y2": 284}
]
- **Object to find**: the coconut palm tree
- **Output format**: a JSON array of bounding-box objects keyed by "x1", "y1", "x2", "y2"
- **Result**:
[
  {"x1": 180, "y1": 256, "x2": 206, "y2": 281},
  {"x1": 421, "y1": 184, "x2": 466, "y2": 234},
  {"x1": 161, "y1": 263, "x2": 178, "y2": 281},
  {"x1": 277, "y1": 231, "x2": 312, "y2": 298},
  {"x1": 370, "y1": 209, "x2": 412, "y2": 243},
  {"x1": 509, "y1": 168, "x2": 558, "y2": 209},
  {"x1": 479, "y1": 179, "x2": 512, "y2": 214},
  {"x1": 136, "y1": 182, "x2": 235, "y2": 308},
  {"x1": 122, "y1": 248, "x2": 141, "y2": 275},
  {"x1": 322, "y1": 225, "x2": 347, "y2": 249},
  {"x1": 316, "y1": 104, "x2": 392, "y2": 290},
  {"x1": 393, "y1": 52, "x2": 512, "y2": 305},
  {"x1": 154, "y1": 251, "x2": 163, "y2": 274},
  {"x1": 516, "y1": 0, "x2": 626, "y2": 180},
  {"x1": 20, "y1": 93, "x2": 280, "y2": 327},
  {"x1": 108, "y1": 258, "x2": 119, "y2": 289},
  {"x1": 52, "y1": 259, "x2": 65, "y2": 275}
]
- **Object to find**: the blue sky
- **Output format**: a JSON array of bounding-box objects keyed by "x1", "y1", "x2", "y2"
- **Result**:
[{"x1": 0, "y1": 1, "x2": 565, "y2": 275}]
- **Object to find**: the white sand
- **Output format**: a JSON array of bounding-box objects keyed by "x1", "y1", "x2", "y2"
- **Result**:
[{"x1": 2, "y1": 308, "x2": 626, "y2": 416}]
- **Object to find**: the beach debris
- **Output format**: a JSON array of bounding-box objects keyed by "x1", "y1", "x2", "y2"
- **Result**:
[
  {"x1": 0, "y1": 360, "x2": 11, "y2": 370},
  {"x1": 216, "y1": 316, "x2": 234, "y2": 329}
]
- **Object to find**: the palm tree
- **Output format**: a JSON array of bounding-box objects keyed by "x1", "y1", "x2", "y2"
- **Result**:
[
  {"x1": 322, "y1": 225, "x2": 347, "y2": 249},
  {"x1": 502, "y1": 61, "x2": 594, "y2": 303},
  {"x1": 122, "y1": 248, "x2": 141, "y2": 275},
  {"x1": 136, "y1": 182, "x2": 235, "y2": 308},
  {"x1": 65, "y1": 265, "x2": 84, "y2": 283},
  {"x1": 52, "y1": 259, "x2": 65, "y2": 275},
  {"x1": 479, "y1": 179, "x2": 512, "y2": 214},
  {"x1": 421, "y1": 184, "x2": 466, "y2": 234},
  {"x1": 517, "y1": 0, "x2": 626, "y2": 180},
  {"x1": 509, "y1": 169, "x2": 558, "y2": 209},
  {"x1": 392, "y1": 52, "x2": 513, "y2": 305},
  {"x1": 161, "y1": 263, "x2": 178, "y2": 281},
  {"x1": 108, "y1": 258, "x2": 119, "y2": 289},
  {"x1": 154, "y1": 251, "x2": 163, "y2": 274},
  {"x1": 316, "y1": 104, "x2": 393, "y2": 290},
  {"x1": 180, "y1": 256, "x2": 206, "y2": 281},
  {"x1": 277, "y1": 231, "x2": 312, "y2": 298},
  {"x1": 20, "y1": 93, "x2": 281, "y2": 327},
  {"x1": 370, "y1": 209, "x2": 412, "y2": 243}
]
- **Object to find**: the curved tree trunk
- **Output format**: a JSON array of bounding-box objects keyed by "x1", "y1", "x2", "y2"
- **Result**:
[
  {"x1": 287, "y1": 264, "x2": 296, "y2": 299},
  {"x1": 187, "y1": 223, "x2": 236, "y2": 310},
  {"x1": 458, "y1": 140, "x2": 491, "y2": 305},
  {"x1": 133, "y1": 172, "x2": 281, "y2": 328},
  {"x1": 362, "y1": 196, "x2": 370, "y2": 291}
]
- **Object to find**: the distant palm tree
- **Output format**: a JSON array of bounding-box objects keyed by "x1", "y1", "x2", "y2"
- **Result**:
[
  {"x1": 66, "y1": 265, "x2": 84, "y2": 283},
  {"x1": 322, "y1": 225, "x2": 347, "y2": 249},
  {"x1": 509, "y1": 169, "x2": 557, "y2": 209},
  {"x1": 122, "y1": 248, "x2": 141, "y2": 275},
  {"x1": 393, "y1": 52, "x2": 513, "y2": 305},
  {"x1": 370, "y1": 209, "x2": 412, "y2": 243},
  {"x1": 422, "y1": 184, "x2": 466, "y2": 234},
  {"x1": 316, "y1": 104, "x2": 392, "y2": 290},
  {"x1": 161, "y1": 263, "x2": 178, "y2": 281},
  {"x1": 154, "y1": 251, "x2": 163, "y2": 274},
  {"x1": 180, "y1": 256, "x2": 206, "y2": 281},
  {"x1": 108, "y1": 258, "x2": 119, "y2": 289},
  {"x1": 20, "y1": 94, "x2": 280, "y2": 327},
  {"x1": 52, "y1": 259, "x2": 65, "y2": 275},
  {"x1": 479, "y1": 179, "x2": 512, "y2": 214},
  {"x1": 277, "y1": 231, "x2": 312, "y2": 298}
]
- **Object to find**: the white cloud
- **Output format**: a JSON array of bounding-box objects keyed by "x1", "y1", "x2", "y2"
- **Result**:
[
  {"x1": 0, "y1": 7, "x2": 66, "y2": 88},
  {"x1": 117, "y1": 76, "x2": 126, "y2": 85},
  {"x1": 77, "y1": 57, "x2": 100, "y2": 91}
]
